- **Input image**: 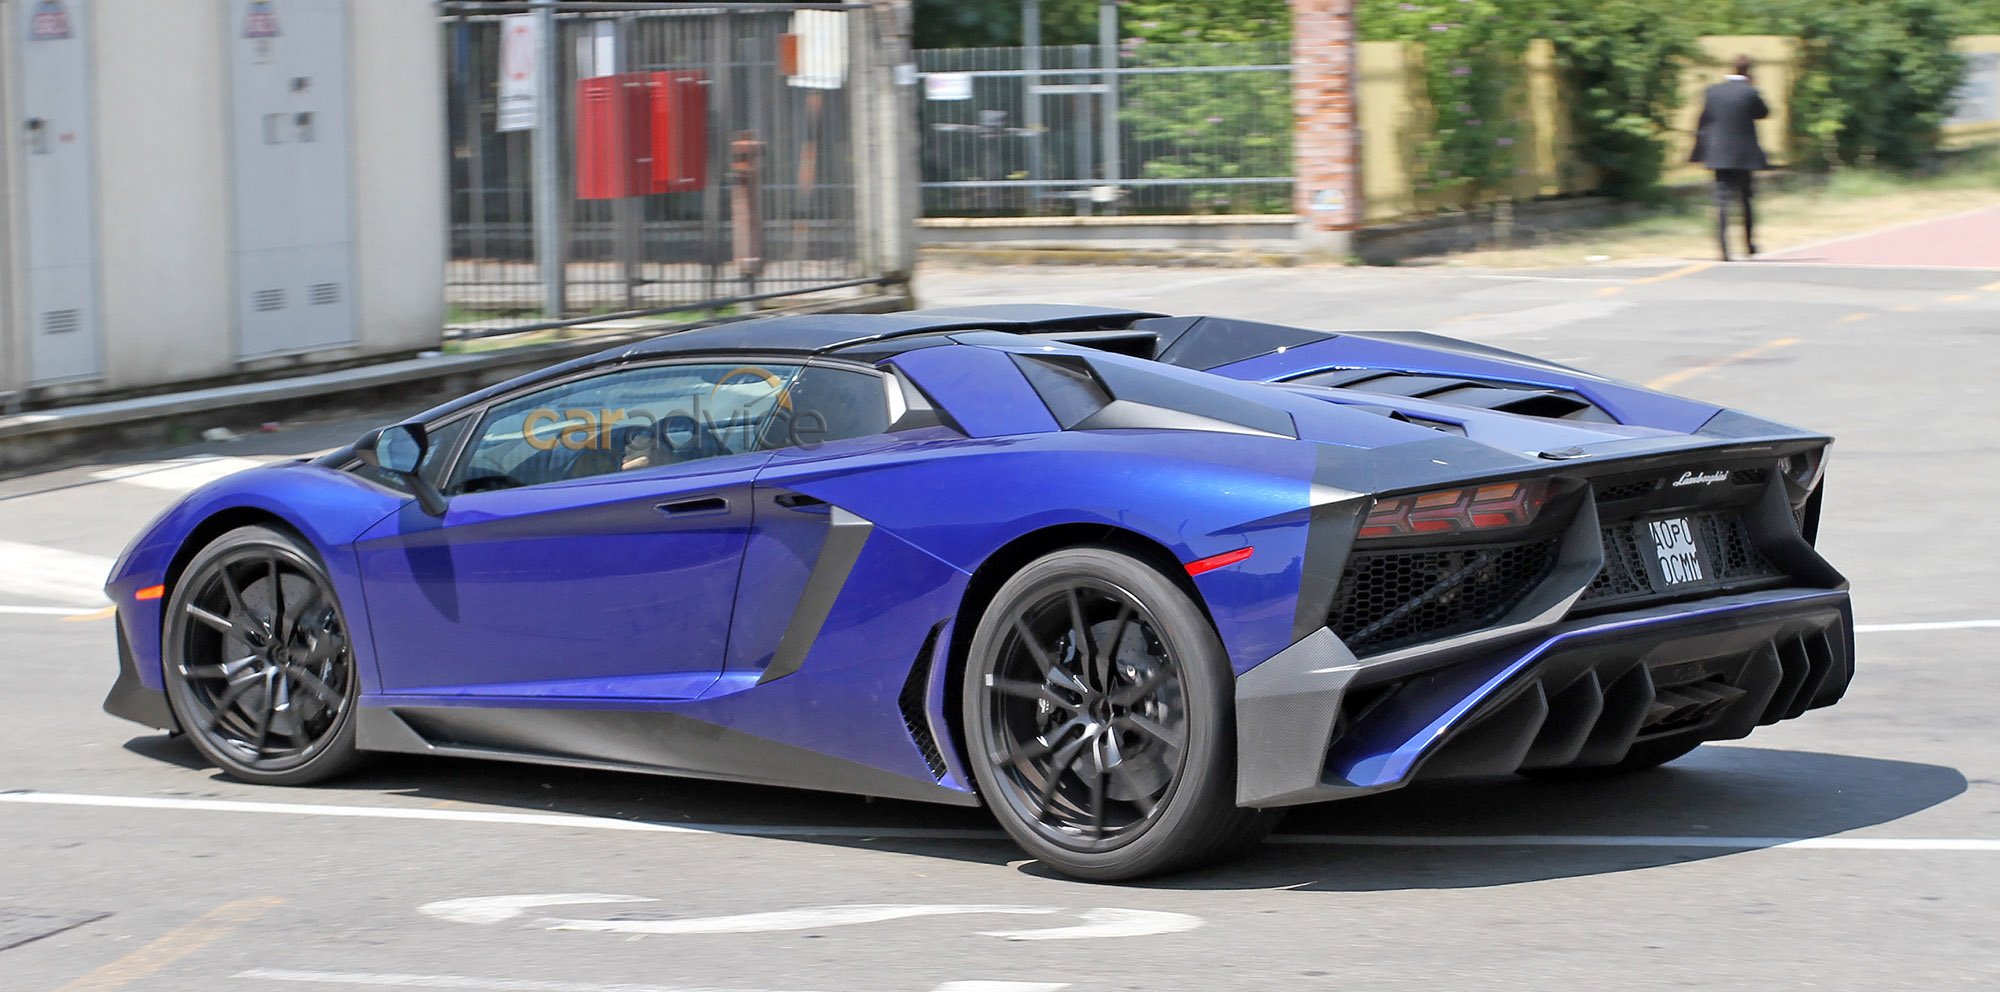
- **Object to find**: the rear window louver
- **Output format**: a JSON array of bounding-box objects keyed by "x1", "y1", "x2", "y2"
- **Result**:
[{"x1": 1289, "y1": 369, "x2": 1617, "y2": 424}]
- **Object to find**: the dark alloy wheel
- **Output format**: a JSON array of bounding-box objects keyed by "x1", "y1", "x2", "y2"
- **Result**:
[
  {"x1": 162, "y1": 525, "x2": 363, "y2": 785},
  {"x1": 964, "y1": 547, "x2": 1277, "y2": 880}
]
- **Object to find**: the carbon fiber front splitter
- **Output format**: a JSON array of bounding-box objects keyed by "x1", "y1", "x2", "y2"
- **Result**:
[{"x1": 1235, "y1": 586, "x2": 1853, "y2": 807}]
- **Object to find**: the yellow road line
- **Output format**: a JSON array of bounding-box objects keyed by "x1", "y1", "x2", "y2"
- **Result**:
[
  {"x1": 1891, "y1": 304, "x2": 1920, "y2": 313},
  {"x1": 54, "y1": 897, "x2": 284, "y2": 992},
  {"x1": 60, "y1": 606, "x2": 117, "y2": 623},
  {"x1": 1646, "y1": 337, "x2": 1803, "y2": 392},
  {"x1": 1634, "y1": 261, "x2": 1716, "y2": 285},
  {"x1": 1943, "y1": 293, "x2": 1976, "y2": 303},
  {"x1": 1598, "y1": 260, "x2": 1714, "y2": 300},
  {"x1": 1838, "y1": 312, "x2": 1873, "y2": 325},
  {"x1": 1981, "y1": 280, "x2": 2000, "y2": 292}
]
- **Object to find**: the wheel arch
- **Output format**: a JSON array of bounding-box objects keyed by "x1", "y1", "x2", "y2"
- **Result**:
[
  {"x1": 161, "y1": 506, "x2": 312, "y2": 603},
  {"x1": 936, "y1": 523, "x2": 1216, "y2": 787}
]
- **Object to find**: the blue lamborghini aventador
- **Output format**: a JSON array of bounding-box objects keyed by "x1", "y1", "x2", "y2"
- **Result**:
[{"x1": 102, "y1": 305, "x2": 1851, "y2": 879}]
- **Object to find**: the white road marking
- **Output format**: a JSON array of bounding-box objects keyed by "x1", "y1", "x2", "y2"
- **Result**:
[
  {"x1": 547, "y1": 904, "x2": 1058, "y2": 937},
  {"x1": 0, "y1": 604, "x2": 102, "y2": 616},
  {"x1": 237, "y1": 972, "x2": 1067, "y2": 992},
  {"x1": 421, "y1": 894, "x2": 1200, "y2": 942},
  {"x1": 7, "y1": 790, "x2": 2000, "y2": 853},
  {"x1": 0, "y1": 541, "x2": 113, "y2": 607},
  {"x1": 932, "y1": 985, "x2": 1069, "y2": 992},
  {"x1": 1267, "y1": 834, "x2": 2000, "y2": 851},
  {"x1": 1855, "y1": 620, "x2": 2000, "y2": 633},
  {"x1": 0, "y1": 790, "x2": 1000, "y2": 838},
  {"x1": 419, "y1": 894, "x2": 650, "y2": 926},
  {"x1": 979, "y1": 908, "x2": 1205, "y2": 942},
  {"x1": 88, "y1": 455, "x2": 266, "y2": 493}
]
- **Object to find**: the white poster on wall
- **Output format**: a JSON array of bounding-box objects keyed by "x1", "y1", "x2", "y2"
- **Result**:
[
  {"x1": 924, "y1": 73, "x2": 973, "y2": 101},
  {"x1": 787, "y1": 10, "x2": 848, "y2": 90},
  {"x1": 497, "y1": 13, "x2": 538, "y2": 132}
]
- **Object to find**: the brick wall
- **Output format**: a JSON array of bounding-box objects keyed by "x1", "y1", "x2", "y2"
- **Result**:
[{"x1": 1291, "y1": 0, "x2": 1359, "y2": 253}]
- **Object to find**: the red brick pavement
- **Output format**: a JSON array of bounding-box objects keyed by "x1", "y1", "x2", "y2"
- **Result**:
[{"x1": 1765, "y1": 204, "x2": 2000, "y2": 269}]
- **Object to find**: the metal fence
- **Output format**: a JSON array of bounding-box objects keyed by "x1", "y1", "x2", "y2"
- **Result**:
[
  {"x1": 915, "y1": 42, "x2": 1294, "y2": 217},
  {"x1": 441, "y1": 2, "x2": 903, "y2": 337}
]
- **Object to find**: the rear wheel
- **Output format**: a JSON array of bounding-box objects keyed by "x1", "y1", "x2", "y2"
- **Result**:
[
  {"x1": 962, "y1": 547, "x2": 1276, "y2": 881},
  {"x1": 162, "y1": 525, "x2": 364, "y2": 785}
]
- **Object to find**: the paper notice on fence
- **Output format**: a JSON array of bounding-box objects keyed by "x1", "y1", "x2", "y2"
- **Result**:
[
  {"x1": 497, "y1": 14, "x2": 538, "y2": 132},
  {"x1": 787, "y1": 10, "x2": 847, "y2": 89},
  {"x1": 925, "y1": 73, "x2": 973, "y2": 101}
]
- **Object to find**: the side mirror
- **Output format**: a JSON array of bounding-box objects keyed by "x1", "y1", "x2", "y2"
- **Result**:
[{"x1": 357, "y1": 422, "x2": 449, "y2": 516}]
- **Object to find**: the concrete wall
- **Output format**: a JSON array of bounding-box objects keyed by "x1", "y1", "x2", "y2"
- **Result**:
[
  {"x1": 0, "y1": 4, "x2": 16, "y2": 401},
  {"x1": 0, "y1": 0, "x2": 444, "y2": 401},
  {"x1": 349, "y1": 0, "x2": 447, "y2": 357},
  {"x1": 92, "y1": 1, "x2": 233, "y2": 389},
  {"x1": 1949, "y1": 36, "x2": 2000, "y2": 149}
]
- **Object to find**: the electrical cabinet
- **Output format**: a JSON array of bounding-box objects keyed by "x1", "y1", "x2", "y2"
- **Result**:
[
  {"x1": 18, "y1": 0, "x2": 102, "y2": 384},
  {"x1": 227, "y1": 0, "x2": 356, "y2": 358}
]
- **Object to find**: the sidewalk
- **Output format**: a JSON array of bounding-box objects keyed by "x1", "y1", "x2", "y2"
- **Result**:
[{"x1": 1767, "y1": 205, "x2": 2000, "y2": 270}]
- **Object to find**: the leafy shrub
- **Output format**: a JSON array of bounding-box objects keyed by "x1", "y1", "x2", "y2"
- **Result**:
[
  {"x1": 1789, "y1": 0, "x2": 1970, "y2": 171},
  {"x1": 1358, "y1": 1, "x2": 1538, "y2": 208},
  {"x1": 1541, "y1": 0, "x2": 1701, "y2": 201}
]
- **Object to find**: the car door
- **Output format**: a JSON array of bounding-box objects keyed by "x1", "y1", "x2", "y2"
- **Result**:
[
  {"x1": 725, "y1": 361, "x2": 929, "y2": 681},
  {"x1": 353, "y1": 359, "x2": 803, "y2": 701}
]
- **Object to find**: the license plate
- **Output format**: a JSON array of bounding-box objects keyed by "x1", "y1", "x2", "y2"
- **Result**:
[{"x1": 1643, "y1": 516, "x2": 1708, "y2": 588}]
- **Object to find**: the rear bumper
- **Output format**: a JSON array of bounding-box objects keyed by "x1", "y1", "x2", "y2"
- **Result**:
[{"x1": 1235, "y1": 586, "x2": 1852, "y2": 807}]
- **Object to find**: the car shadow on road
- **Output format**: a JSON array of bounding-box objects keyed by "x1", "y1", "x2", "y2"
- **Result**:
[
  {"x1": 119, "y1": 737, "x2": 1966, "y2": 888},
  {"x1": 1144, "y1": 745, "x2": 1968, "y2": 892}
]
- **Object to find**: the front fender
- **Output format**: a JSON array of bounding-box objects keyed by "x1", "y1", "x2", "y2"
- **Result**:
[{"x1": 106, "y1": 463, "x2": 408, "y2": 696}]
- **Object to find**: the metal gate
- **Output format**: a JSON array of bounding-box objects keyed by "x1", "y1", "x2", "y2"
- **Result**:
[
  {"x1": 441, "y1": 1, "x2": 908, "y2": 339},
  {"x1": 227, "y1": 0, "x2": 358, "y2": 359},
  {"x1": 17, "y1": 0, "x2": 103, "y2": 385}
]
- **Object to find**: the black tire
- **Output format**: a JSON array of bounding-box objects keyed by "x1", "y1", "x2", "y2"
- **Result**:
[
  {"x1": 962, "y1": 546, "x2": 1275, "y2": 881},
  {"x1": 161, "y1": 524, "x2": 365, "y2": 786},
  {"x1": 1519, "y1": 737, "x2": 1703, "y2": 780}
]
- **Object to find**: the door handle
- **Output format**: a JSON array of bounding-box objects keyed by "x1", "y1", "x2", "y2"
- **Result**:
[
  {"x1": 774, "y1": 492, "x2": 829, "y2": 511},
  {"x1": 657, "y1": 496, "x2": 728, "y2": 517}
]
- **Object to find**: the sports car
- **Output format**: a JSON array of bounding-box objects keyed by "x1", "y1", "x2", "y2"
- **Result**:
[{"x1": 102, "y1": 305, "x2": 1851, "y2": 879}]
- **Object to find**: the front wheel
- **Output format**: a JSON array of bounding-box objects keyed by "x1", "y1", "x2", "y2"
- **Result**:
[
  {"x1": 161, "y1": 525, "x2": 364, "y2": 785},
  {"x1": 962, "y1": 546, "x2": 1275, "y2": 881}
]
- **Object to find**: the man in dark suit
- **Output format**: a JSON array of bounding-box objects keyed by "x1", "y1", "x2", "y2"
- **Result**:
[{"x1": 1691, "y1": 55, "x2": 1771, "y2": 261}]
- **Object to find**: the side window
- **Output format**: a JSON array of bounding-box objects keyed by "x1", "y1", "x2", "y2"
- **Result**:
[
  {"x1": 446, "y1": 362, "x2": 801, "y2": 495},
  {"x1": 758, "y1": 365, "x2": 892, "y2": 452}
]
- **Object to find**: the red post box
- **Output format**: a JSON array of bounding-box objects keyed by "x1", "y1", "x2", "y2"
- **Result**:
[
  {"x1": 575, "y1": 72, "x2": 709, "y2": 200},
  {"x1": 646, "y1": 71, "x2": 708, "y2": 193}
]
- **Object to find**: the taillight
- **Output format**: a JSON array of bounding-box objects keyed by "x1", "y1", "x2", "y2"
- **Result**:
[{"x1": 1358, "y1": 480, "x2": 1551, "y2": 540}]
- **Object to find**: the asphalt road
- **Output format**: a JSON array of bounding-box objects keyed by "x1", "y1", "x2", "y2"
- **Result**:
[{"x1": 5, "y1": 253, "x2": 2000, "y2": 992}]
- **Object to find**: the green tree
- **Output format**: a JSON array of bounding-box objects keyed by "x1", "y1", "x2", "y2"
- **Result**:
[
  {"x1": 1544, "y1": 0, "x2": 1701, "y2": 201},
  {"x1": 1789, "y1": 0, "x2": 1971, "y2": 170},
  {"x1": 912, "y1": 0, "x2": 1100, "y2": 49},
  {"x1": 1120, "y1": 0, "x2": 1293, "y2": 44},
  {"x1": 1358, "y1": 0, "x2": 1545, "y2": 206}
]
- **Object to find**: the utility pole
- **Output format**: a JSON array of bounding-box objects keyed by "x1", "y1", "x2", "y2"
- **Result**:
[
  {"x1": 1023, "y1": 0, "x2": 1043, "y2": 209},
  {"x1": 531, "y1": 0, "x2": 566, "y2": 319},
  {"x1": 1098, "y1": 0, "x2": 1119, "y2": 215}
]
